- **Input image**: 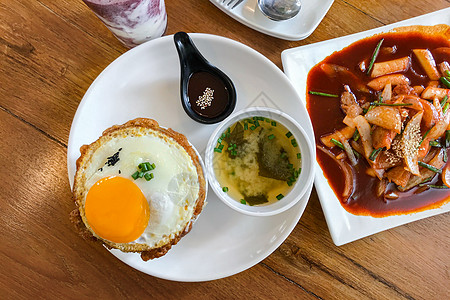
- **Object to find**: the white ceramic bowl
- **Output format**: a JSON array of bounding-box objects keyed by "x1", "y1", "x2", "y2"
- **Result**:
[{"x1": 205, "y1": 107, "x2": 315, "y2": 216}]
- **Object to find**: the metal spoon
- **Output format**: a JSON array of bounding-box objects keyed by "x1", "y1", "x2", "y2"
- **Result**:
[{"x1": 257, "y1": 0, "x2": 301, "y2": 21}]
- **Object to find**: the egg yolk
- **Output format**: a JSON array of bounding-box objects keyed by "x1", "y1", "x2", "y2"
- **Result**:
[{"x1": 85, "y1": 176, "x2": 150, "y2": 243}]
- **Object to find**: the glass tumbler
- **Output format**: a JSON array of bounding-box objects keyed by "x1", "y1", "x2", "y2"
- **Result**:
[{"x1": 82, "y1": 0, "x2": 167, "y2": 48}]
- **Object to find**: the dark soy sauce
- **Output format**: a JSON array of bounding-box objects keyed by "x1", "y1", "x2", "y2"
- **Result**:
[{"x1": 188, "y1": 71, "x2": 230, "y2": 118}]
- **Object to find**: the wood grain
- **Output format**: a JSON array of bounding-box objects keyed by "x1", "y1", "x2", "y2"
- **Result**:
[{"x1": 0, "y1": 0, "x2": 449, "y2": 298}]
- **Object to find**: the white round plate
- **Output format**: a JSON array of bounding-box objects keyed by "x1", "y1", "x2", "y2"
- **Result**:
[{"x1": 67, "y1": 33, "x2": 315, "y2": 281}]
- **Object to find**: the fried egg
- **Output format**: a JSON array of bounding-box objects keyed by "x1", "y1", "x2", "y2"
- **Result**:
[{"x1": 72, "y1": 118, "x2": 206, "y2": 260}]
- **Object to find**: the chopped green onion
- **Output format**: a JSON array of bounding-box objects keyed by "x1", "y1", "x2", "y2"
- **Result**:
[
  {"x1": 149, "y1": 163, "x2": 155, "y2": 170},
  {"x1": 369, "y1": 147, "x2": 383, "y2": 161},
  {"x1": 440, "y1": 76, "x2": 450, "y2": 88},
  {"x1": 286, "y1": 131, "x2": 293, "y2": 138},
  {"x1": 268, "y1": 134, "x2": 275, "y2": 140},
  {"x1": 446, "y1": 131, "x2": 450, "y2": 148},
  {"x1": 144, "y1": 173, "x2": 154, "y2": 181},
  {"x1": 244, "y1": 122, "x2": 248, "y2": 130},
  {"x1": 131, "y1": 171, "x2": 140, "y2": 180},
  {"x1": 420, "y1": 128, "x2": 431, "y2": 146},
  {"x1": 221, "y1": 133, "x2": 226, "y2": 139},
  {"x1": 288, "y1": 163, "x2": 294, "y2": 169},
  {"x1": 287, "y1": 181, "x2": 293, "y2": 186},
  {"x1": 214, "y1": 148, "x2": 222, "y2": 153},
  {"x1": 331, "y1": 138, "x2": 361, "y2": 158},
  {"x1": 217, "y1": 137, "x2": 223, "y2": 143},
  {"x1": 240, "y1": 199, "x2": 246, "y2": 205},
  {"x1": 138, "y1": 162, "x2": 150, "y2": 172},
  {"x1": 308, "y1": 91, "x2": 339, "y2": 98},
  {"x1": 418, "y1": 184, "x2": 449, "y2": 189},
  {"x1": 265, "y1": 118, "x2": 271, "y2": 123},
  {"x1": 218, "y1": 144, "x2": 224, "y2": 150},
  {"x1": 440, "y1": 95, "x2": 448, "y2": 107},
  {"x1": 366, "y1": 38, "x2": 384, "y2": 75},
  {"x1": 297, "y1": 153, "x2": 302, "y2": 159},
  {"x1": 250, "y1": 125, "x2": 257, "y2": 130},
  {"x1": 276, "y1": 194, "x2": 284, "y2": 200},
  {"x1": 352, "y1": 129, "x2": 360, "y2": 142},
  {"x1": 369, "y1": 102, "x2": 412, "y2": 107},
  {"x1": 443, "y1": 102, "x2": 450, "y2": 114},
  {"x1": 418, "y1": 161, "x2": 442, "y2": 174},
  {"x1": 231, "y1": 150, "x2": 237, "y2": 156},
  {"x1": 222, "y1": 187, "x2": 229, "y2": 192},
  {"x1": 257, "y1": 117, "x2": 265, "y2": 121},
  {"x1": 291, "y1": 139, "x2": 298, "y2": 147},
  {"x1": 137, "y1": 171, "x2": 145, "y2": 178},
  {"x1": 254, "y1": 120, "x2": 260, "y2": 127},
  {"x1": 271, "y1": 121, "x2": 277, "y2": 126},
  {"x1": 429, "y1": 140, "x2": 442, "y2": 147}
]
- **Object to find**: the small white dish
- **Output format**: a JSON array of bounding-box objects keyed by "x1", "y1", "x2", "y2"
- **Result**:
[
  {"x1": 281, "y1": 8, "x2": 450, "y2": 246},
  {"x1": 68, "y1": 33, "x2": 315, "y2": 281},
  {"x1": 209, "y1": 0, "x2": 334, "y2": 41},
  {"x1": 205, "y1": 107, "x2": 315, "y2": 216}
]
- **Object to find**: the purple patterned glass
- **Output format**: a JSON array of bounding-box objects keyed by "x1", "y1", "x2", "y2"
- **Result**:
[{"x1": 82, "y1": 0, "x2": 167, "y2": 48}]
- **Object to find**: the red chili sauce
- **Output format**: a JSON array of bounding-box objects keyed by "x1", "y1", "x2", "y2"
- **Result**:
[{"x1": 306, "y1": 31, "x2": 450, "y2": 217}]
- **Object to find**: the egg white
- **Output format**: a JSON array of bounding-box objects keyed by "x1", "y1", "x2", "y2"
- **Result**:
[{"x1": 83, "y1": 133, "x2": 200, "y2": 248}]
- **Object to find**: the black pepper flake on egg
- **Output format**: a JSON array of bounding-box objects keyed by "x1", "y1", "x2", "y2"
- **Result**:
[
  {"x1": 118, "y1": 170, "x2": 121, "y2": 174},
  {"x1": 105, "y1": 150, "x2": 121, "y2": 166}
]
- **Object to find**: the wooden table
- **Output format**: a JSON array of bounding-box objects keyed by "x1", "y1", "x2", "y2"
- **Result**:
[{"x1": 1, "y1": 0, "x2": 449, "y2": 298}]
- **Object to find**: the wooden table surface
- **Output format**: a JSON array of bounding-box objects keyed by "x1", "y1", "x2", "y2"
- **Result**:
[{"x1": 1, "y1": 0, "x2": 449, "y2": 299}]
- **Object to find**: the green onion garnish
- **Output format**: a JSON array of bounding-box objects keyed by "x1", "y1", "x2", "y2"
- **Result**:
[
  {"x1": 131, "y1": 171, "x2": 140, "y2": 180},
  {"x1": 446, "y1": 130, "x2": 450, "y2": 148},
  {"x1": 231, "y1": 150, "x2": 237, "y2": 156},
  {"x1": 240, "y1": 199, "x2": 246, "y2": 205},
  {"x1": 137, "y1": 171, "x2": 145, "y2": 178},
  {"x1": 254, "y1": 120, "x2": 260, "y2": 127},
  {"x1": 353, "y1": 129, "x2": 360, "y2": 142},
  {"x1": 288, "y1": 163, "x2": 294, "y2": 169},
  {"x1": 331, "y1": 138, "x2": 360, "y2": 158},
  {"x1": 369, "y1": 102, "x2": 412, "y2": 107},
  {"x1": 276, "y1": 194, "x2": 284, "y2": 200},
  {"x1": 218, "y1": 144, "x2": 224, "y2": 150},
  {"x1": 244, "y1": 122, "x2": 248, "y2": 130},
  {"x1": 268, "y1": 134, "x2": 275, "y2": 140},
  {"x1": 297, "y1": 153, "x2": 301, "y2": 159},
  {"x1": 308, "y1": 91, "x2": 339, "y2": 98},
  {"x1": 286, "y1": 131, "x2": 292, "y2": 138},
  {"x1": 217, "y1": 137, "x2": 223, "y2": 143},
  {"x1": 366, "y1": 38, "x2": 384, "y2": 75},
  {"x1": 440, "y1": 95, "x2": 448, "y2": 107},
  {"x1": 287, "y1": 181, "x2": 293, "y2": 186},
  {"x1": 214, "y1": 148, "x2": 222, "y2": 153},
  {"x1": 429, "y1": 140, "x2": 442, "y2": 147},
  {"x1": 222, "y1": 187, "x2": 229, "y2": 192},
  {"x1": 250, "y1": 125, "x2": 257, "y2": 130},
  {"x1": 444, "y1": 102, "x2": 450, "y2": 114},
  {"x1": 265, "y1": 118, "x2": 271, "y2": 123},
  {"x1": 291, "y1": 139, "x2": 298, "y2": 147},
  {"x1": 149, "y1": 163, "x2": 155, "y2": 170},
  {"x1": 144, "y1": 173, "x2": 154, "y2": 181},
  {"x1": 420, "y1": 128, "x2": 431, "y2": 146},
  {"x1": 418, "y1": 161, "x2": 442, "y2": 174},
  {"x1": 369, "y1": 147, "x2": 383, "y2": 161},
  {"x1": 418, "y1": 184, "x2": 449, "y2": 189},
  {"x1": 139, "y1": 162, "x2": 150, "y2": 172},
  {"x1": 271, "y1": 121, "x2": 277, "y2": 126},
  {"x1": 440, "y1": 76, "x2": 450, "y2": 88}
]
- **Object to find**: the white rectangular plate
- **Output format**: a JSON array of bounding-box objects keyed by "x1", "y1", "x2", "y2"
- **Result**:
[
  {"x1": 209, "y1": 0, "x2": 334, "y2": 41},
  {"x1": 281, "y1": 8, "x2": 450, "y2": 246}
]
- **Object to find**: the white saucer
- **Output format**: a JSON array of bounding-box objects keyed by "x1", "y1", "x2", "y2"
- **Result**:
[
  {"x1": 209, "y1": 0, "x2": 334, "y2": 41},
  {"x1": 67, "y1": 33, "x2": 315, "y2": 281},
  {"x1": 281, "y1": 8, "x2": 450, "y2": 246}
]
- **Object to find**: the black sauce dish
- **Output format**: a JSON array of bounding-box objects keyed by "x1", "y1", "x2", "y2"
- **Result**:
[{"x1": 174, "y1": 32, "x2": 237, "y2": 124}]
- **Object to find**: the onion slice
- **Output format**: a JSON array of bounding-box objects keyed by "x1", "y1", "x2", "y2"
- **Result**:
[{"x1": 317, "y1": 145, "x2": 354, "y2": 202}]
